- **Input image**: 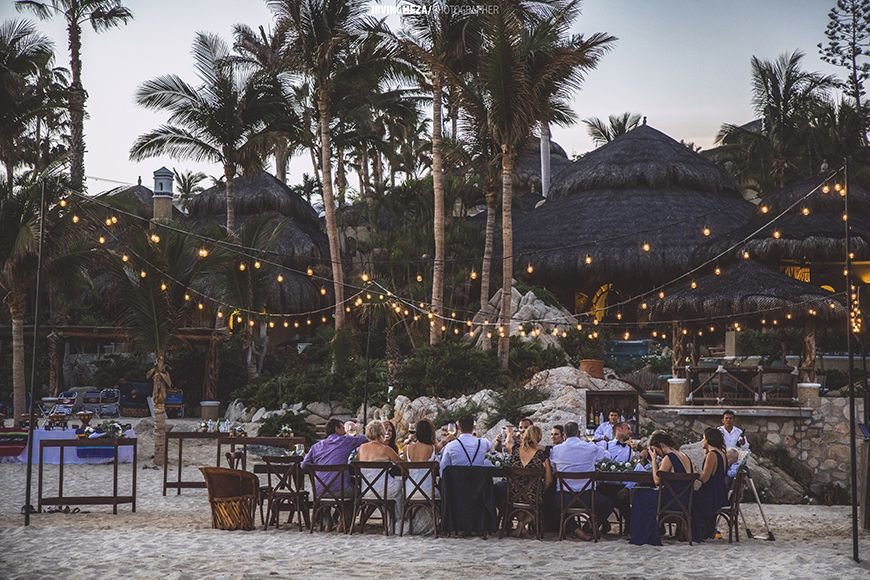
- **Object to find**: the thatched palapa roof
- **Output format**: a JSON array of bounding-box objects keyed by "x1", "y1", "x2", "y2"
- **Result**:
[
  {"x1": 512, "y1": 124, "x2": 755, "y2": 285},
  {"x1": 740, "y1": 176, "x2": 870, "y2": 261},
  {"x1": 188, "y1": 172, "x2": 329, "y2": 313},
  {"x1": 648, "y1": 260, "x2": 844, "y2": 322},
  {"x1": 97, "y1": 183, "x2": 183, "y2": 220},
  {"x1": 513, "y1": 136, "x2": 573, "y2": 195}
]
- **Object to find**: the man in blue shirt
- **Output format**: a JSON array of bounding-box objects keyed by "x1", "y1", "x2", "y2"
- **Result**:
[
  {"x1": 549, "y1": 421, "x2": 613, "y2": 540},
  {"x1": 440, "y1": 415, "x2": 492, "y2": 473},
  {"x1": 593, "y1": 409, "x2": 620, "y2": 442}
]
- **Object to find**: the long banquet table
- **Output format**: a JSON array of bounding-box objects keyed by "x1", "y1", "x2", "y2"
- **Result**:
[{"x1": 16, "y1": 429, "x2": 137, "y2": 465}]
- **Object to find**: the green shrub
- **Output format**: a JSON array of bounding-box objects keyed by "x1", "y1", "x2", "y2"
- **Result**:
[
  {"x1": 395, "y1": 340, "x2": 510, "y2": 399},
  {"x1": 560, "y1": 328, "x2": 608, "y2": 363},
  {"x1": 91, "y1": 354, "x2": 150, "y2": 388},
  {"x1": 508, "y1": 337, "x2": 567, "y2": 383},
  {"x1": 256, "y1": 411, "x2": 317, "y2": 444},
  {"x1": 488, "y1": 386, "x2": 546, "y2": 428}
]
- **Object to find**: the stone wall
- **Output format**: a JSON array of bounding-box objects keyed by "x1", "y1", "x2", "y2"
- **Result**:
[{"x1": 645, "y1": 391, "x2": 864, "y2": 497}]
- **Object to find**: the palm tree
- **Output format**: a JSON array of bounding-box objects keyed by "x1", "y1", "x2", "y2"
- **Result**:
[
  {"x1": 401, "y1": 0, "x2": 482, "y2": 346},
  {"x1": 0, "y1": 19, "x2": 55, "y2": 188},
  {"x1": 716, "y1": 51, "x2": 835, "y2": 190},
  {"x1": 270, "y1": 0, "x2": 414, "y2": 331},
  {"x1": 106, "y1": 228, "x2": 205, "y2": 465},
  {"x1": 15, "y1": 1, "x2": 132, "y2": 194},
  {"x1": 130, "y1": 33, "x2": 284, "y2": 234},
  {"x1": 582, "y1": 111, "x2": 641, "y2": 146},
  {"x1": 0, "y1": 174, "x2": 87, "y2": 420},
  {"x1": 172, "y1": 168, "x2": 206, "y2": 211}
]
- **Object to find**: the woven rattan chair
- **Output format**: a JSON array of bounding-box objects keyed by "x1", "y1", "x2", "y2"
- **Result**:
[
  {"x1": 398, "y1": 461, "x2": 440, "y2": 537},
  {"x1": 657, "y1": 471, "x2": 698, "y2": 544},
  {"x1": 350, "y1": 461, "x2": 397, "y2": 536},
  {"x1": 262, "y1": 456, "x2": 309, "y2": 531},
  {"x1": 199, "y1": 467, "x2": 259, "y2": 531},
  {"x1": 556, "y1": 471, "x2": 598, "y2": 541}
]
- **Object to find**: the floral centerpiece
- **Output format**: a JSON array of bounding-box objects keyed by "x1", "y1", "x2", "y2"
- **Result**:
[
  {"x1": 277, "y1": 425, "x2": 294, "y2": 438},
  {"x1": 229, "y1": 425, "x2": 247, "y2": 437},
  {"x1": 96, "y1": 421, "x2": 126, "y2": 439},
  {"x1": 596, "y1": 458, "x2": 636, "y2": 472},
  {"x1": 485, "y1": 451, "x2": 510, "y2": 468}
]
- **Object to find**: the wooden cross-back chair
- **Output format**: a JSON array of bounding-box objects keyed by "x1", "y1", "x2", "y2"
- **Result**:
[
  {"x1": 305, "y1": 464, "x2": 353, "y2": 533},
  {"x1": 657, "y1": 471, "x2": 698, "y2": 544},
  {"x1": 500, "y1": 466, "x2": 545, "y2": 540},
  {"x1": 350, "y1": 461, "x2": 397, "y2": 536},
  {"x1": 555, "y1": 471, "x2": 598, "y2": 542},
  {"x1": 262, "y1": 455, "x2": 309, "y2": 531},
  {"x1": 398, "y1": 461, "x2": 440, "y2": 537}
]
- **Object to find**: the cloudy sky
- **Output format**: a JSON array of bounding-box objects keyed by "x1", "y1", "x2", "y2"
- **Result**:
[{"x1": 0, "y1": 0, "x2": 842, "y2": 193}]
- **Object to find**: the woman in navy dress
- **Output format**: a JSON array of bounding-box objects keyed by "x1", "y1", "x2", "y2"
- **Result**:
[
  {"x1": 691, "y1": 427, "x2": 729, "y2": 541},
  {"x1": 629, "y1": 431, "x2": 694, "y2": 545}
]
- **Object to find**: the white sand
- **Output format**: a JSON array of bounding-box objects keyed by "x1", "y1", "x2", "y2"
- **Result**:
[{"x1": 1, "y1": 434, "x2": 869, "y2": 579}]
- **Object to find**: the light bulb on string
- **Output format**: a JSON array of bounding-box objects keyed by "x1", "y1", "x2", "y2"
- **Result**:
[
  {"x1": 150, "y1": 233, "x2": 160, "y2": 243},
  {"x1": 139, "y1": 270, "x2": 147, "y2": 278},
  {"x1": 184, "y1": 293, "x2": 190, "y2": 301},
  {"x1": 714, "y1": 266, "x2": 721, "y2": 276},
  {"x1": 690, "y1": 280, "x2": 697, "y2": 289},
  {"x1": 658, "y1": 290, "x2": 665, "y2": 299},
  {"x1": 320, "y1": 287, "x2": 327, "y2": 296},
  {"x1": 198, "y1": 303, "x2": 205, "y2": 311},
  {"x1": 527, "y1": 263, "x2": 534, "y2": 274},
  {"x1": 760, "y1": 204, "x2": 769, "y2": 214},
  {"x1": 121, "y1": 254, "x2": 129, "y2": 263},
  {"x1": 217, "y1": 311, "x2": 224, "y2": 319},
  {"x1": 306, "y1": 266, "x2": 314, "y2": 277},
  {"x1": 198, "y1": 248, "x2": 209, "y2": 258},
  {"x1": 160, "y1": 282, "x2": 167, "y2": 291},
  {"x1": 248, "y1": 320, "x2": 255, "y2": 327},
  {"x1": 72, "y1": 215, "x2": 80, "y2": 224},
  {"x1": 239, "y1": 263, "x2": 246, "y2": 271},
  {"x1": 642, "y1": 242, "x2": 651, "y2": 252},
  {"x1": 236, "y1": 316, "x2": 243, "y2": 323},
  {"x1": 416, "y1": 272, "x2": 423, "y2": 283},
  {"x1": 616, "y1": 312, "x2": 623, "y2": 320},
  {"x1": 283, "y1": 321, "x2": 289, "y2": 328},
  {"x1": 98, "y1": 236, "x2": 106, "y2": 244},
  {"x1": 294, "y1": 321, "x2": 300, "y2": 328},
  {"x1": 253, "y1": 261, "x2": 261, "y2": 269},
  {"x1": 268, "y1": 321, "x2": 275, "y2": 328},
  {"x1": 306, "y1": 319, "x2": 312, "y2": 326},
  {"x1": 322, "y1": 316, "x2": 328, "y2": 323},
  {"x1": 742, "y1": 250, "x2": 750, "y2": 260},
  {"x1": 822, "y1": 183, "x2": 830, "y2": 194},
  {"x1": 843, "y1": 213, "x2": 848, "y2": 221},
  {"x1": 641, "y1": 301, "x2": 648, "y2": 310},
  {"x1": 801, "y1": 207, "x2": 810, "y2": 216},
  {"x1": 59, "y1": 199, "x2": 67, "y2": 208},
  {"x1": 470, "y1": 269, "x2": 478, "y2": 280},
  {"x1": 361, "y1": 273, "x2": 370, "y2": 282},
  {"x1": 772, "y1": 230, "x2": 781, "y2": 239},
  {"x1": 702, "y1": 226, "x2": 711, "y2": 237},
  {"x1": 584, "y1": 255, "x2": 593, "y2": 265},
  {"x1": 110, "y1": 216, "x2": 118, "y2": 224},
  {"x1": 105, "y1": 217, "x2": 112, "y2": 226},
  {"x1": 835, "y1": 183, "x2": 842, "y2": 192},
  {"x1": 276, "y1": 274, "x2": 284, "y2": 283}
]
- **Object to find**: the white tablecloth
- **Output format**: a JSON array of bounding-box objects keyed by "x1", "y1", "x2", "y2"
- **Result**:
[{"x1": 15, "y1": 429, "x2": 136, "y2": 465}]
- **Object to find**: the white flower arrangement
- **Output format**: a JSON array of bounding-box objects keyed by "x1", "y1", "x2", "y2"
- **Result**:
[
  {"x1": 97, "y1": 421, "x2": 125, "y2": 439},
  {"x1": 485, "y1": 451, "x2": 509, "y2": 468}
]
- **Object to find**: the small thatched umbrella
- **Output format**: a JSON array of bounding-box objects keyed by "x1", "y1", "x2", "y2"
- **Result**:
[
  {"x1": 648, "y1": 259, "x2": 845, "y2": 379},
  {"x1": 512, "y1": 124, "x2": 756, "y2": 299},
  {"x1": 740, "y1": 176, "x2": 870, "y2": 262},
  {"x1": 188, "y1": 172, "x2": 329, "y2": 313}
]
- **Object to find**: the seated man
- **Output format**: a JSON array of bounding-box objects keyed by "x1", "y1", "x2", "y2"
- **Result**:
[
  {"x1": 549, "y1": 421, "x2": 613, "y2": 540},
  {"x1": 718, "y1": 410, "x2": 749, "y2": 450},
  {"x1": 599, "y1": 422, "x2": 633, "y2": 530},
  {"x1": 439, "y1": 415, "x2": 492, "y2": 473},
  {"x1": 593, "y1": 409, "x2": 620, "y2": 443},
  {"x1": 301, "y1": 417, "x2": 367, "y2": 496}
]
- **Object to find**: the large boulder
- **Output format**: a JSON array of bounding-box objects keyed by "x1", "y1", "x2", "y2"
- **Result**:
[
  {"x1": 526, "y1": 366, "x2": 635, "y2": 395},
  {"x1": 224, "y1": 399, "x2": 247, "y2": 423}
]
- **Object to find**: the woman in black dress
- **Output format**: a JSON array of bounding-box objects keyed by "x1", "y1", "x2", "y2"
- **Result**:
[{"x1": 692, "y1": 427, "x2": 729, "y2": 541}]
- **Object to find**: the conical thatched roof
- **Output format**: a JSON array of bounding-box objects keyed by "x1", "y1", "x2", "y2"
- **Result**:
[
  {"x1": 548, "y1": 124, "x2": 739, "y2": 198},
  {"x1": 739, "y1": 176, "x2": 870, "y2": 261},
  {"x1": 98, "y1": 184, "x2": 161, "y2": 219},
  {"x1": 648, "y1": 260, "x2": 844, "y2": 322},
  {"x1": 187, "y1": 172, "x2": 329, "y2": 313},
  {"x1": 512, "y1": 125, "x2": 755, "y2": 285}
]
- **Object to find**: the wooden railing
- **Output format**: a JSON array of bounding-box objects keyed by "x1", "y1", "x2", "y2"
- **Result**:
[{"x1": 684, "y1": 365, "x2": 801, "y2": 406}]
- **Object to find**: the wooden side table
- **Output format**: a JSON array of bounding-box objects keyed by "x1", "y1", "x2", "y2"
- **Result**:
[{"x1": 162, "y1": 431, "x2": 221, "y2": 495}]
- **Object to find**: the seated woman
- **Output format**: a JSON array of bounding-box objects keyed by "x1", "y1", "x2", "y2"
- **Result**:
[
  {"x1": 503, "y1": 425, "x2": 553, "y2": 536},
  {"x1": 402, "y1": 420, "x2": 440, "y2": 534},
  {"x1": 356, "y1": 420, "x2": 404, "y2": 520},
  {"x1": 629, "y1": 430, "x2": 694, "y2": 546},
  {"x1": 382, "y1": 420, "x2": 399, "y2": 454},
  {"x1": 692, "y1": 428, "x2": 729, "y2": 541}
]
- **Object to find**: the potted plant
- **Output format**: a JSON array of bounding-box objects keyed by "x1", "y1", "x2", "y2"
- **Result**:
[{"x1": 579, "y1": 339, "x2": 606, "y2": 379}]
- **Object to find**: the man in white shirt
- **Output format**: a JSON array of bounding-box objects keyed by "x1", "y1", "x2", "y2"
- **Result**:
[
  {"x1": 439, "y1": 415, "x2": 492, "y2": 473},
  {"x1": 593, "y1": 409, "x2": 620, "y2": 442},
  {"x1": 603, "y1": 422, "x2": 633, "y2": 463},
  {"x1": 718, "y1": 410, "x2": 749, "y2": 449},
  {"x1": 549, "y1": 421, "x2": 613, "y2": 540}
]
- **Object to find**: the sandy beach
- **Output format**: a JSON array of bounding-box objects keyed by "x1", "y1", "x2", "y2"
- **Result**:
[{"x1": 1, "y1": 429, "x2": 868, "y2": 580}]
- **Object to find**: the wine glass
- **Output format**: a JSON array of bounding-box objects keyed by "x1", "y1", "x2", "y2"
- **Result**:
[{"x1": 447, "y1": 422, "x2": 456, "y2": 435}]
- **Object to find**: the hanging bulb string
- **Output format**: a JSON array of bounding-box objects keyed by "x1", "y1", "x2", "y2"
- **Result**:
[{"x1": 79, "y1": 203, "x2": 365, "y2": 318}]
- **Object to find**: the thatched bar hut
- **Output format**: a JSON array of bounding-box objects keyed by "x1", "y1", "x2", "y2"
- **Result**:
[
  {"x1": 648, "y1": 259, "x2": 845, "y2": 381},
  {"x1": 512, "y1": 124, "x2": 756, "y2": 316}
]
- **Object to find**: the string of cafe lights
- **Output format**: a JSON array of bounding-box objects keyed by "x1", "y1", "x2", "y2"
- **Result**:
[{"x1": 64, "y1": 166, "x2": 849, "y2": 333}]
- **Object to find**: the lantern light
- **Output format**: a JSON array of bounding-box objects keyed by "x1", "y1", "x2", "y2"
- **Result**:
[
  {"x1": 98, "y1": 236, "x2": 106, "y2": 244},
  {"x1": 139, "y1": 270, "x2": 147, "y2": 278},
  {"x1": 416, "y1": 273, "x2": 423, "y2": 283},
  {"x1": 198, "y1": 248, "x2": 209, "y2": 258},
  {"x1": 584, "y1": 255, "x2": 593, "y2": 265},
  {"x1": 72, "y1": 215, "x2": 80, "y2": 224},
  {"x1": 306, "y1": 266, "x2": 314, "y2": 277},
  {"x1": 150, "y1": 234, "x2": 160, "y2": 243},
  {"x1": 702, "y1": 226, "x2": 711, "y2": 237},
  {"x1": 527, "y1": 263, "x2": 534, "y2": 274},
  {"x1": 253, "y1": 261, "x2": 261, "y2": 269},
  {"x1": 642, "y1": 242, "x2": 651, "y2": 252},
  {"x1": 277, "y1": 274, "x2": 284, "y2": 282},
  {"x1": 121, "y1": 254, "x2": 129, "y2": 262},
  {"x1": 239, "y1": 263, "x2": 246, "y2": 271},
  {"x1": 470, "y1": 269, "x2": 478, "y2": 280}
]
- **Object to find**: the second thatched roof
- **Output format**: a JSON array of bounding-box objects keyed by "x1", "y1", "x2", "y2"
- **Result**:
[{"x1": 648, "y1": 259, "x2": 845, "y2": 322}]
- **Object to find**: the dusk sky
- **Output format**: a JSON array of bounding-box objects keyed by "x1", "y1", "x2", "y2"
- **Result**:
[{"x1": 0, "y1": 0, "x2": 844, "y2": 193}]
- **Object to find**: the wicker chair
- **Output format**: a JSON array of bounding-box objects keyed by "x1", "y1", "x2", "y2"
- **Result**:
[
  {"x1": 500, "y1": 466, "x2": 545, "y2": 540},
  {"x1": 199, "y1": 467, "x2": 259, "y2": 531},
  {"x1": 350, "y1": 461, "x2": 397, "y2": 536},
  {"x1": 397, "y1": 461, "x2": 440, "y2": 537},
  {"x1": 556, "y1": 471, "x2": 599, "y2": 541},
  {"x1": 262, "y1": 456, "x2": 309, "y2": 531},
  {"x1": 657, "y1": 471, "x2": 698, "y2": 544},
  {"x1": 717, "y1": 469, "x2": 746, "y2": 542}
]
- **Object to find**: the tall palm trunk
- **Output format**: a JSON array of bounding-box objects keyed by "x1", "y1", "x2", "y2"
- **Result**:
[
  {"x1": 275, "y1": 140, "x2": 289, "y2": 183},
  {"x1": 318, "y1": 92, "x2": 345, "y2": 330},
  {"x1": 335, "y1": 146, "x2": 347, "y2": 206},
  {"x1": 151, "y1": 353, "x2": 168, "y2": 468},
  {"x1": 9, "y1": 291, "x2": 27, "y2": 420},
  {"x1": 224, "y1": 163, "x2": 236, "y2": 233},
  {"x1": 361, "y1": 147, "x2": 376, "y2": 232},
  {"x1": 497, "y1": 146, "x2": 515, "y2": 369},
  {"x1": 540, "y1": 122, "x2": 551, "y2": 197},
  {"x1": 430, "y1": 73, "x2": 445, "y2": 345},
  {"x1": 67, "y1": 21, "x2": 85, "y2": 193},
  {"x1": 479, "y1": 189, "x2": 497, "y2": 350}
]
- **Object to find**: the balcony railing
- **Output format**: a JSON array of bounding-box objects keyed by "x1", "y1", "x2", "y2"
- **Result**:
[{"x1": 683, "y1": 365, "x2": 802, "y2": 406}]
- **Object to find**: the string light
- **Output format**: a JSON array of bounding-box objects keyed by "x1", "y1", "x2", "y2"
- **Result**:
[
  {"x1": 150, "y1": 233, "x2": 160, "y2": 243},
  {"x1": 835, "y1": 183, "x2": 842, "y2": 192},
  {"x1": 184, "y1": 293, "x2": 190, "y2": 301},
  {"x1": 361, "y1": 273, "x2": 370, "y2": 282},
  {"x1": 198, "y1": 248, "x2": 209, "y2": 258},
  {"x1": 268, "y1": 321, "x2": 275, "y2": 328},
  {"x1": 239, "y1": 263, "x2": 246, "y2": 271},
  {"x1": 772, "y1": 230, "x2": 781, "y2": 239},
  {"x1": 641, "y1": 301, "x2": 648, "y2": 310},
  {"x1": 470, "y1": 269, "x2": 478, "y2": 280},
  {"x1": 121, "y1": 254, "x2": 129, "y2": 262},
  {"x1": 217, "y1": 311, "x2": 224, "y2": 319},
  {"x1": 276, "y1": 274, "x2": 284, "y2": 282},
  {"x1": 283, "y1": 321, "x2": 289, "y2": 328},
  {"x1": 843, "y1": 213, "x2": 848, "y2": 221},
  {"x1": 160, "y1": 282, "x2": 167, "y2": 291},
  {"x1": 616, "y1": 312, "x2": 623, "y2": 320},
  {"x1": 714, "y1": 266, "x2": 721, "y2": 276},
  {"x1": 248, "y1": 319, "x2": 255, "y2": 327},
  {"x1": 822, "y1": 184, "x2": 830, "y2": 194},
  {"x1": 98, "y1": 235, "x2": 106, "y2": 244},
  {"x1": 105, "y1": 217, "x2": 113, "y2": 226},
  {"x1": 658, "y1": 290, "x2": 665, "y2": 299},
  {"x1": 236, "y1": 316, "x2": 243, "y2": 323},
  {"x1": 253, "y1": 261, "x2": 261, "y2": 269},
  {"x1": 139, "y1": 270, "x2": 147, "y2": 278},
  {"x1": 642, "y1": 242, "x2": 651, "y2": 252},
  {"x1": 72, "y1": 215, "x2": 80, "y2": 223},
  {"x1": 110, "y1": 216, "x2": 118, "y2": 224},
  {"x1": 306, "y1": 266, "x2": 314, "y2": 277},
  {"x1": 584, "y1": 255, "x2": 593, "y2": 265},
  {"x1": 690, "y1": 280, "x2": 697, "y2": 289},
  {"x1": 58, "y1": 199, "x2": 67, "y2": 208},
  {"x1": 416, "y1": 273, "x2": 423, "y2": 283},
  {"x1": 742, "y1": 250, "x2": 750, "y2": 260},
  {"x1": 760, "y1": 204, "x2": 769, "y2": 214},
  {"x1": 198, "y1": 303, "x2": 204, "y2": 311},
  {"x1": 801, "y1": 207, "x2": 810, "y2": 216},
  {"x1": 320, "y1": 287, "x2": 327, "y2": 295}
]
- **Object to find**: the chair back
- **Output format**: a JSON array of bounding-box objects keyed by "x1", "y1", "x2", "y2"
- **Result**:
[
  {"x1": 506, "y1": 466, "x2": 544, "y2": 506},
  {"x1": 398, "y1": 461, "x2": 439, "y2": 502},
  {"x1": 100, "y1": 389, "x2": 120, "y2": 403},
  {"x1": 199, "y1": 466, "x2": 259, "y2": 500},
  {"x1": 555, "y1": 471, "x2": 596, "y2": 511},
  {"x1": 262, "y1": 455, "x2": 304, "y2": 491},
  {"x1": 82, "y1": 391, "x2": 101, "y2": 404},
  {"x1": 657, "y1": 471, "x2": 697, "y2": 517},
  {"x1": 352, "y1": 461, "x2": 395, "y2": 502},
  {"x1": 305, "y1": 463, "x2": 352, "y2": 502}
]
